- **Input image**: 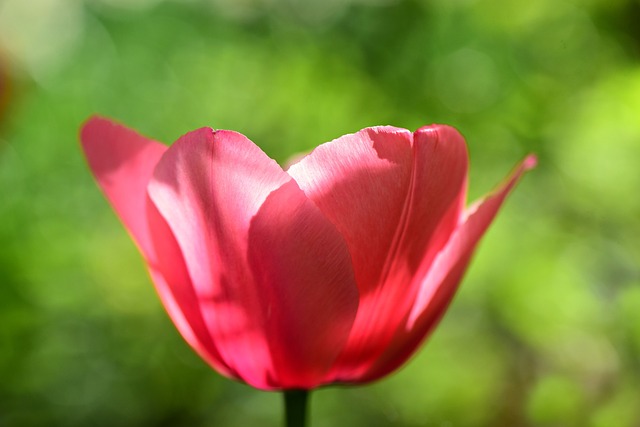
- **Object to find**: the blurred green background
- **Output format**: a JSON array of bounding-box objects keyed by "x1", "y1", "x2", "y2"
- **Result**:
[{"x1": 1, "y1": 0, "x2": 639, "y2": 425}]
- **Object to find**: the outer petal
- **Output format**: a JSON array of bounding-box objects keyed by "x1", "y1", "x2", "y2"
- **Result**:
[
  {"x1": 287, "y1": 125, "x2": 468, "y2": 381},
  {"x1": 361, "y1": 155, "x2": 537, "y2": 382},
  {"x1": 147, "y1": 128, "x2": 358, "y2": 390},
  {"x1": 80, "y1": 116, "x2": 233, "y2": 377},
  {"x1": 80, "y1": 116, "x2": 167, "y2": 256}
]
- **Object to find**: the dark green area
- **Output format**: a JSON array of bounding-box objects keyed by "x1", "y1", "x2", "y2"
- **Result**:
[{"x1": 0, "y1": 0, "x2": 639, "y2": 425}]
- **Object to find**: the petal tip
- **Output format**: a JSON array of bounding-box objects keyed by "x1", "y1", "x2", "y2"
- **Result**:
[
  {"x1": 79, "y1": 114, "x2": 105, "y2": 140},
  {"x1": 414, "y1": 124, "x2": 437, "y2": 136},
  {"x1": 79, "y1": 115, "x2": 121, "y2": 150},
  {"x1": 80, "y1": 114, "x2": 113, "y2": 129},
  {"x1": 524, "y1": 154, "x2": 538, "y2": 170},
  {"x1": 413, "y1": 125, "x2": 467, "y2": 149},
  {"x1": 414, "y1": 123, "x2": 457, "y2": 135}
]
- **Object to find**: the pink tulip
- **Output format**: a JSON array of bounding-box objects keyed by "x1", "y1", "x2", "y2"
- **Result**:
[{"x1": 80, "y1": 116, "x2": 535, "y2": 391}]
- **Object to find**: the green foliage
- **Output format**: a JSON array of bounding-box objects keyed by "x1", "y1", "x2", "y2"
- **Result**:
[{"x1": 1, "y1": 0, "x2": 639, "y2": 425}]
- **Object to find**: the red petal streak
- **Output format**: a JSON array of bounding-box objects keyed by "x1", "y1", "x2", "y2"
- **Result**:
[{"x1": 362, "y1": 154, "x2": 537, "y2": 382}]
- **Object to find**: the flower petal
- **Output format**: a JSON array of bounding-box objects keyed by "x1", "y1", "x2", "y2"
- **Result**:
[
  {"x1": 409, "y1": 154, "x2": 537, "y2": 326},
  {"x1": 80, "y1": 116, "x2": 166, "y2": 257},
  {"x1": 247, "y1": 180, "x2": 359, "y2": 389},
  {"x1": 148, "y1": 128, "x2": 358, "y2": 389},
  {"x1": 146, "y1": 200, "x2": 236, "y2": 379},
  {"x1": 362, "y1": 155, "x2": 537, "y2": 382},
  {"x1": 80, "y1": 116, "x2": 233, "y2": 378},
  {"x1": 288, "y1": 126, "x2": 414, "y2": 297},
  {"x1": 288, "y1": 125, "x2": 469, "y2": 381}
]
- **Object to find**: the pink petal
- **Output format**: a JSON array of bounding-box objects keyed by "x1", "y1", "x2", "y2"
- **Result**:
[
  {"x1": 362, "y1": 154, "x2": 537, "y2": 382},
  {"x1": 147, "y1": 128, "x2": 358, "y2": 389},
  {"x1": 80, "y1": 116, "x2": 167, "y2": 257},
  {"x1": 146, "y1": 200, "x2": 236, "y2": 379},
  {"x1": 287, "y1": 125, "x2": 469, "y2": 381},
  {"x1": 247, "y1": 180, "x2": 359, "y2": 388},
  {"x1": 80, "y1": 116, "x2": 233, "y2": 378},
  {"x1": 288, "y1": 126, "x2": 414, "y2": 297}
]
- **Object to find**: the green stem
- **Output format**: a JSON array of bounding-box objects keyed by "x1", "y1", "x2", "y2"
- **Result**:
[{"x1": 283, "y1": 390, "x2": 309, "y2": 427}]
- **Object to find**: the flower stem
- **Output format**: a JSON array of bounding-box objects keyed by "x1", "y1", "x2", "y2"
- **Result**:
[{"x1": 283, "y1": 390, "x2": 309, "y2": 427}]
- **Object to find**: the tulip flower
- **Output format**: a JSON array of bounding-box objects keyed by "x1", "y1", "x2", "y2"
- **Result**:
[{"x1": 80, "y1": 116, "x2": 535, "y2": 426}]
